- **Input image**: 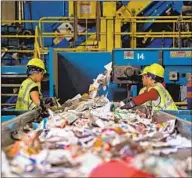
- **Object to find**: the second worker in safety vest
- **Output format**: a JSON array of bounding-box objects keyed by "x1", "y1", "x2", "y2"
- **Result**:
[
  {"x1": 16, "y1": 58, "x2": 54, "y2": 115},
  {"x1": 121, "y1": 63, "x2": 178, "y2": 111}
]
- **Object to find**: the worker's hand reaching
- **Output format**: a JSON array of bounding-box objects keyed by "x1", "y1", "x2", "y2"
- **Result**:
[
  {"x1": 39, "y1": 99, "x2": 49, "y2": 118},
  {"x1": 120, "y1": 98, "x2": 137, "y2": 110},
  {"x1": 44, "y1": 97, "x2": 55, "y2": 107},
  {"x1": 40, "y1": 109, "x2": 49, "y2": 118}
]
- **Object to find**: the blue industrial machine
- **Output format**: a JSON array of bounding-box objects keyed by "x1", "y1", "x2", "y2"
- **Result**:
[
  {"x1": 112, "y1": 48, "x2": 192, "y2": 105},
  {"x1": 1, "y1": 1, "x2": 192, "y2": 123}
]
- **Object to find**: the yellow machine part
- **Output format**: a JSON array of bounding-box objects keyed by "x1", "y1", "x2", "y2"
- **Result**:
[
  {"x1": 69, "y1": 1, "x2": 96, "y2": 19},
  {"x1": 71, "y1": 1, "x2": 152, "y2": 51},
  {"x1": 76, "y1": 2, "x2": 117, "y2": 52},
  {"x1": 116, "y1": 1, "x2": 151, "y2": 17}
]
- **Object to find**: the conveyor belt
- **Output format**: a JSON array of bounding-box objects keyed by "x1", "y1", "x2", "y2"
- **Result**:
[
  {"x1": 2, "y1": 109, "x2": 191, "y2": 148},
  {"x1": 2, "y1": 109, "x2": 40, "y2": 148}
]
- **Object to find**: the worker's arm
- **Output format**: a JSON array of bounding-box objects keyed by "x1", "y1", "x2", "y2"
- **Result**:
[
  {"x1": 30, "y1": 89, "x2": 49, "y2": 117},
  {"x1": 133, "y1": 88, "x2": 159, "y2": 105},
  {"x1": 30, "y1": 90, "x2": 41, "y2": 105},
  {"x1": 121, "y1": 88, "x2": 159, "y2": 109}
]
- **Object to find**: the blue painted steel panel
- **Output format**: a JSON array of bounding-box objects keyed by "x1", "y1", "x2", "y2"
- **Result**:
[
  {"x1": 2, "y1": 66, "x2": 26, "y2": 74},
  {"x1": 98, "y1": 83, "x2": 119, "y2": 101},
  {"x1": 172, "y1": 1, "x2": 183, "y2": 13},
  {"x1": 24, "y1": 2, "x2": 65, "y2": 20},
  {"x1": 147, "y1": 38, "x2": 173, "y2": 48},
  {"x1": 131, "y1": 85, "x2": 137, "y2": 97},
  {"x1": 75, "y1": 26, "x2": 96, "y2": 47},
  {"x1": 143, "y1": 1, "x2": 182, "y2": 31},
  {"x1": 58, "y1": 52, "x2": 115, "y2": 100},
  {"x1": 60, "y1": 52, "x2": 112, "y2": 79},
  {"x1": 164, "y1": 66, "x2": 192, "y2": 85},
  {"x1": 53, "y1": 37, "x2": 70, "y2": 48},
  {"x1": 49, "y1": 48, "x2": 54, "y2": 97},
  {"x1": 24, "y1": 1, "x2": 68, "y2": 47},
  {"x1": 144, "y1": 1, "x2": 164, "y2": 16},
  {"x1": 164, "y1": 110, "x2": 192, "y2": 122},
  {"x1": 113, "y1": 49, "x2": 159, "y2": 66},
  {"x1": 164, "y1": 50, "x2": 192, "y2": 65},
  {"x1": 144, "y1": 1, "x2": 174, "y2": 30},
  {"x1": 2, "y1": 115, "x2": 16, "y2": 122},
  {"x1": 64, "y1": 1, "x2": 69, "y2": 16}
]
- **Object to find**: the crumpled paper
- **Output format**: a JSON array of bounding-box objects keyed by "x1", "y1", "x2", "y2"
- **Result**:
[
  {"x1": 89, "y1": 62, "x2": 112, "y2": 98},
  {"x1": 2, "y1": 62, "x2": 191, "y2": 177}
]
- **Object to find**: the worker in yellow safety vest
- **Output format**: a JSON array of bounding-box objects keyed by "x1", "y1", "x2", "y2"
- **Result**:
[
  {"x1": 16, "y1": 58, "x2": 53, "y2": 113},
  {"x1": 121, "y1": 63, "x2": 178, "y2": 111}
]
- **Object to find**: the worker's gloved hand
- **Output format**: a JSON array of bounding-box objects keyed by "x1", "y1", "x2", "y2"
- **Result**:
[
  {"x1": 120, "y1": 98, "x2": 137, "y2": 110},
  {"x1": 40, "y1": 109, "x2": 49, "y2": 118},
  {"x1": 122, "y1": 98, "x2": 131, "y2": 104},
  {"x1": 44, "y1": 97, "x2": 55, "y2": 107},
  {"x1": 39, "y1": 99, "x2": 49, "y2": 118}
]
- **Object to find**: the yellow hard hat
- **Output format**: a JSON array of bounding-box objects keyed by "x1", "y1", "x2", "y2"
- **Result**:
[
  {"x1": 140, "y1": 66, "x2": 149, "y2": 75},
  {"x1": 27, "y1": 58, "x2": 46, "y2": 73},
  {"x1": 147, "y1": 63, "x2": 164, "y2": 78}
]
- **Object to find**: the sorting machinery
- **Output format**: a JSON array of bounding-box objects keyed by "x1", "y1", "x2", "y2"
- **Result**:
[{"x1": 112, "y1": 48, "x2": 192, "y2": 102}]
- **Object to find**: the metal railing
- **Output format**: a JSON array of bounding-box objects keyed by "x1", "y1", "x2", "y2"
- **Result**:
[{"x1": 1, "y1": 15, "x2": 192, "y2": 52}]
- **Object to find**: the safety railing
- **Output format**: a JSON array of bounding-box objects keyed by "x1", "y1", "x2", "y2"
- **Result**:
[
  {"x1": 34, "y1": 26, "x2": 42, "y2": 58},
  {"x1": 1, "y1": 15, "x2": 192, "y2": 52},
  {"x1": 1, "y1": 20, "x2": 48, "y2": 55}
]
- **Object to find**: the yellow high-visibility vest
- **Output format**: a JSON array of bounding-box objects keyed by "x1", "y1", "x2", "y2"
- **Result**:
[
  {"x1": 148, "y1": 83, "x2": 178, "y2": 111},
  {"x1": 16, "y1": 78, "x2": 42, "y2": 110}
]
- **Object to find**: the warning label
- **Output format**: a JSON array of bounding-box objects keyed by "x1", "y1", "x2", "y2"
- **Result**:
[
  {"x1": 124, "y1": 51, "x2": 134, "y2": 59},
  {"x1": 80, "y1": 2, "x2": 91, "y2": 14},
  {"x1": 170, "y1": 51, "x2": 192, "y2": 58}
]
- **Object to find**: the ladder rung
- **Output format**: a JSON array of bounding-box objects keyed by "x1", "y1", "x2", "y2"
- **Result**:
[
  {"x1": 1, "y1": 93, "x2": 18, "y2": 96},
  {"x1": 1, "y1": 74, "x2": 27, "y2": 78},
  {"x1": 1, "y1": 84, "x2": 21, "y2": 87},
  {"x1": 1, "y1": 103, "x2": 16, "y2": 106}
]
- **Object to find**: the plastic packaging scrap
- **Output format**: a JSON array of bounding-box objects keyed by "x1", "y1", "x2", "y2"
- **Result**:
[
  {"x1": 131, "y1": 153, "x2": 190, "y2": 177},
  {"x1": 89, "y1": 62, "x2": 112, "y2": 98},
  {"x1": 4, "y1": 98, "x2": 191, "y2": 177},
  {"x1": 2, "y1": 63, "x2": 192, "y2": 177}
]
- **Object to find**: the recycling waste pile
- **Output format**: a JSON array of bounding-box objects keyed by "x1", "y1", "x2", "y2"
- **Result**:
[{"x1": 2, "y1": 63, "x2": 192, "y2": 177}]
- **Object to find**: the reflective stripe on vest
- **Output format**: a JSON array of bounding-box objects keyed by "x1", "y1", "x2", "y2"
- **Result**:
[
  {"x1": 16, "y1": 78, "x2": 39, "y2": 110},
  {"x1": 150, "y1": 83, "x2": 178, "y2": 111}
]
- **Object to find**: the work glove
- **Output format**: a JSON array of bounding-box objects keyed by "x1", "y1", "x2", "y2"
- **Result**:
[
  {"x1": 44, "y1": 97, "x2": 55, "y2": 107},
  {"x1": 39, "y1": 99, "x2": 49, "y2": 118},
  {"x1": 120, "y1": 98, "x2": 137, "y2": 110}
]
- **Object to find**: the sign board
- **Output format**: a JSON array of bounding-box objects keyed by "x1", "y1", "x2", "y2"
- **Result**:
[
  {"x1": 124, "y1": 51, "x2": 134, "y2": 59},
  {"x1": 124, "y1": 51, "x2": 145, "y2": 60},
  {"x1": 170, "y1": 51, "x2": 192, "y2": 58},
  {"x1": 114, "y1": 49, "x2": 159, "y2": 66}
]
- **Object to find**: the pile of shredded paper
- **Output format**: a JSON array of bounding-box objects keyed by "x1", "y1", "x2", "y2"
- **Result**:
[{"x1": 2, "y1": 63, "x2": 192, "y2": 177}]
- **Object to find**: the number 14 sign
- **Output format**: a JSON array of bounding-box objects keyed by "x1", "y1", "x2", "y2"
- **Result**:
[{"x1": 137, "y1": 53, "x2": 145, "y2": 60}]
